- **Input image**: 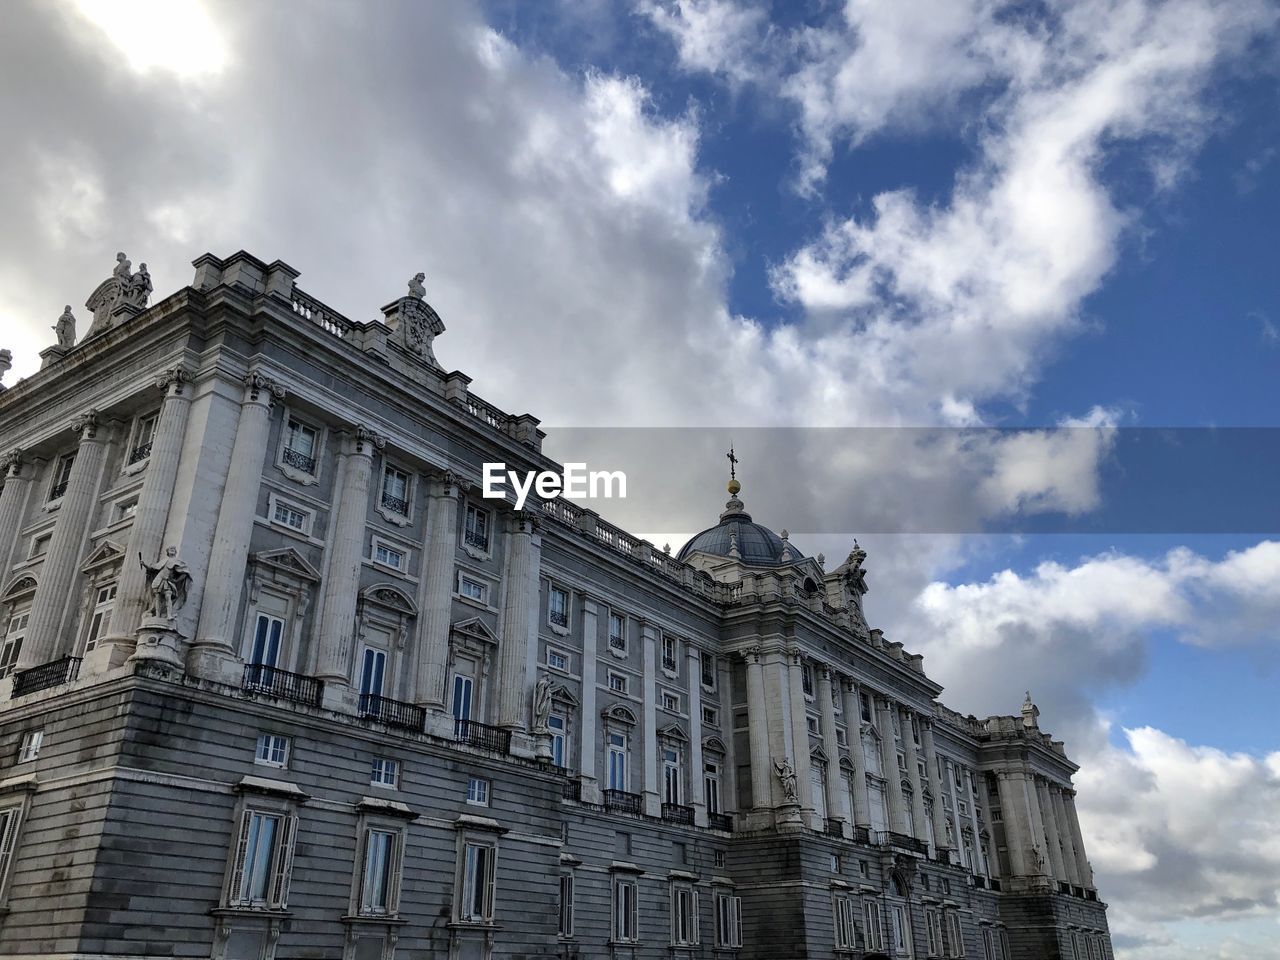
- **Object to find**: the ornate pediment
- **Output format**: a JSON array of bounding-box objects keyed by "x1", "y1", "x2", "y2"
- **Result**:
[
  {"x1": 1, "y1": 574, "x2": 37, "y2": 603},
  {"x1": 549, "y1": 683, "x2": 580, "y2": 708},
  {"x1": 81, "y1": 540, "x2": 124, "y2": 574},
  {"x1": 703, "y1": 735, "x2": 728, "y2": 755},
  {"x1": 603, "y1": 704, "x2": 638, "y2": 726},
  {"x1": 658, "y1": 722, "x2": 689, "y2": 743},
  {"x1": 362, "y1": 583, "x2": 417, "y2": 615},
  {"x1": 251, "y1": 547, "x2": 321, "y2": 582},
  {"x1": 451, "y1": 617, "x2": 497, "y2": 645},
  {"x1": 810, "y1": 743, "x2": 830, "y2": 763}
]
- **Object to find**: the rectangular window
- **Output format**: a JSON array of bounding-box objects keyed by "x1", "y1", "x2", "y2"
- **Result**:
[
  {"x1": 893, "y1": 903, "x2": 912, "y2": 954},
  {"x1": 807, "y1": 715, "x2": 820, "y2": 735},
  {"x1": 0, "y1": 613, "x2": 29, "y2": 679},
  {"x1": 983, "y1": 929, "x2": 996, "y2": 960},
  {"x1": 49, "y1": 453, "x2": 75, "y2": 501},
  {"x1": 380, "y1": 466, "x2": 410, "y2": 516},
  {"x1": 283, "y1": 419, "x2": 319, "y2": 473},
  {"x1": 864, "y1": 900, "x2": 885, "y2": 951},
  {"x1": 466, "y1": 776, "x2": 490, "y2": 806},
  {"x1": 464, "y1": 504, "x2": 490, "y2": 551},
  {"x1": 661, "y1": 690, "x2": 680, "y2": 713},
  {"x1": 30, "y1": 534, "x2": 50, "y2": 558},
  {"x1": 558, "y1": 872, "x2": 575, "y2": 937},
  {"x1": 700, "y1": 650, "x2": 716, "y2": 689},
  {"x1": 663, "y1": 748, "x2": 682, "y2": 805},
  {"x1": 547, "y1": 646, "x2": 568, "y2": 671},
  {"x1": 458, "y1": 575, "x2": 488, "y2": 604},
  {"x1": 83, "y1": 583, "x2": 117, "y2": 652},
  {"x1": 834, "y1": 895, "x2": 858, "y2": 949},
  {"x1": 358, "y1": 828, "x2": 400, "y2": 916},
  {"x1": 248, "y1": 614, "x2": 284, "y2": 670},
  {"x1": 116, "y1": 499, "x2": 138, "y2": 522},
  {"x1": 271, "y1": 499, "x2": 309, "y2": 531},
  {"x1": 452, "y1": 674, "x2": 474, "y2": 723},
  {"x1": 715, "y1": 893, "x2": 743, "y2": 948},
  {"x1": 671, "y1": 884, "x2": 699, "y2": 945},
  {"x1": 373, "y1": 541, "x2": 405, "y2": 571},
  {"x1": 608, "y1": 612, "x2": 626, "y2": 651},
  {"x1": 549, "y1": 586, "x2": 569, "y2": 628},
  {"x1": 360, "y1": 647, "x2": 387, "y2": 699},
  {"x1": 860, "y1": 692, "x2": 873, "y2": 723},
  {"x1": 17, "y1": 730, "x2": 43, "y2": 763},
  {"x1": 0, "y1": 806, "x2": 25, "y2": 900},
  {"x1": 255, "y1": 734, "x2": 289, "y2": 767},
  {"x1": 457, "y1": 840, "x2": 496, "y2": 922},
  {"x1": 608, "y1": 732, "x2": 628, "y2": 790},
  {"x1": 927, "y1": 906, "x2": 943, "y2": 956},
  {"x1": 129, "y1": 412, "x2": 158, "y2": 464},
  {"x1": 662, "y1": 635, "x2": 677, "y2": 671},
  {"x1": 228, "y1": 809, "x2": 296, "y2": 908},
  {"x1": 702, "y1": 705, "x2": 719, "y2": 726},
  {"x1": 947, "y1": 912, "x2": 966, "y2": 958},
  {"x1": 548, "y1": 714, "x2": 567, "y2": 769},
  {"x1": 801, "y1": 662, "x2": 815, "y2": 698},
  {"x1": 837, "y1": 727, "x2": 848, "y2": 746},
  {"x1": 612, "y1": 876, "x2": 639, "y2": 942},
  {"x1": 704, "y1": 761, "x2": 722, "y2": 815},
  {"x1": 608, "y1": 672, "x2": 628, "y2": 694},
  {"x1": 370, "y1": 757, "x2": 399, "y2": 788}
]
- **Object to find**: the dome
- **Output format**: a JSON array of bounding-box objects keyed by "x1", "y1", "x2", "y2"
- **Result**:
[{"x1": 676, "y1": 499, "x2": 804, "y2": 567}]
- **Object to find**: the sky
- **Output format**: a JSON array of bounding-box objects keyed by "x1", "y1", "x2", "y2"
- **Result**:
[{"x1": 2, "y1": 0, "x2": 1279, "y2": 956}]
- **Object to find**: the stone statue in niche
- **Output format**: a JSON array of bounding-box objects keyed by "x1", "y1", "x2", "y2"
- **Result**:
[
  {"x1": 408, "y1": 272, "x2": 426, "y2": 299},
  {"x1": 53, "y1": 305, "x2": 77, "y2": 349},
  {"x1": 773, "y1": 757, "x2": 799, "y2": 803},
  {"x1": 141, "y1": 546, "x2": 191, "y2": 621},
  {"x1": 532, "y1": 675, "x2": 553, "y2": 734}
]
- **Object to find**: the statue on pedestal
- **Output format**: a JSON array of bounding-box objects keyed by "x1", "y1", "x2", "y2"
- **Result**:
[
  {"x1": 532, "y1": 676, "x2": 553, "y2": 735},
  {"x1": 141, "y1": 546, "x2": 191, "y2": 622},
  {"x1": 408, "y1": 272, "x2": 426, "y2": 299},
  {"x1": 53, "y1": 305, "x2": 77, "y2": 349},
  {"x1": 773, "y1": 757, "x2": 799, "y2": 803},
  {"x1": 125, "y1": 263, "x2": 153, "y2": 307},
  {"x1": 0, "y1": 349, "x2": 11, "y2": 391}
]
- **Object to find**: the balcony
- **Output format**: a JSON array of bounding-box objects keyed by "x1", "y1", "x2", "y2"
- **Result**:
[
  {"x1": 603, "y1": 789, "x2": 644, "y2": 816},
  {"x1": 562, "y1": 779, "x2": 582, "y2": 802},
  {"x1": 127, "y1": 442, "x2": 153, "y2": 465},
  {"x1": 549, "y1": 609, "x2": 569, "y2": 629},
  {"x1": 885, "y1": 832, "x2": 929, "y2": 855},
  {"x1": 661, "y1": 653, "x2": 677, "y2": 671},
  {"x1": 453, "y1": 718, "x2": 512, "y2": 754},
  {"x1": 48, "y1": 480, "x2": 69, "y2": 501},
  {"x1": 359, "y1": 693, "x2": 426, "y2": 732},
  {"x1": 281, "y1": 447, "x2": 317, "y2": 474},
  {"x1": 242, "y1": 664, "x2": 323, "y2": 707},
  {"x1": 851, "y1": 825, "x2": 872, "y2": 845},
  {"x1": 662, "y1": 802, "x2": 694, "y2": 825},
  {"x1": 708, "y1": 812, "x2": 733, "y2": 832},
  {"x1": 463, "y1": 528, "x2": 489, "y2": 551},
  {"x1": 11, "y1": 656, "x2": 81, "y2": 698},
  {"x1": 608, "y1": 634, "x2": 626, "y2": 651},
  {"x1": 380, "y1": 492, "x2": 409, "y2": 516},
  {"x1": 825, "y1": 818, "x2": 845, "y2": 837}
]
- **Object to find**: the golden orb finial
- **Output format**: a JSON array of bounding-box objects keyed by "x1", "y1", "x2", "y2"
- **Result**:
[{"x1": 727, "y1": 477, "x2": 741, "y2": 496}]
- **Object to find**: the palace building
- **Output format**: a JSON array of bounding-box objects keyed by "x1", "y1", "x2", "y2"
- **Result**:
[{"x1": 0, "y1": 250, "x2": 1113, "y2": 960}]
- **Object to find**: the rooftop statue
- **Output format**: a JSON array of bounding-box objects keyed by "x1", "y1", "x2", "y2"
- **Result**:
[
  {"x1": 408, "y1": 272, "x2": 426, "y2": 299},
  {"x1": 125, "y1": 263, "x2": 153, "y2": 307},
  {"x1": 0, "y1": 348, "x2": 11, "y2": 391},
  {"x1": 86, "y1": 250, "x2": 149, "y2": 337},
  {"x1": 53, "y1": 305, "x2": 77, "y2": 350}
]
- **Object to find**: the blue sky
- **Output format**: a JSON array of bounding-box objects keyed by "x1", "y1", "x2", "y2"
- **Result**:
[{"x1": 2, "y1": 1, "x2": 1279, "y2": 955}]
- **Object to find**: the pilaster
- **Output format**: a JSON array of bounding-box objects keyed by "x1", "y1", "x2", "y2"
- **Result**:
[
  {"x1": 745, "y1": 648, "x2": 772, "y2": 815},
  {"x1": 414, "y1": 471, "x2": 462, "y2": 706},
  {"x1": 496, "y1": 511, "x2": 540, "y2": 731},
  {"x1": 785, "y1": 648, "x2": 814, "y2": 824},
  {"x1": 1051, "y1": 785, "x2": 1082, "y2": 887},
  {"x1": 842, "y1": 679, "x2": 872, "y2": 828},
  {"x1": 686, "y1": 643, "x2": 706, "y2": 825},
  {"x1": 641, "y1": 620, "x2": 660, "y2": 817},
  {"x1": 876, "y1": 696, "x2": 909, "y2": 835},
  {"x1": 920, "y1": 719, "x2": 951, "y2": 857},
  {"x1": 900, "y1": 707, "x2": 929, "y2": 844},
  {"x1": 817, "y1": 665, "x2": 846, "y2": 828},
  {"x1": 0, "y1": 451, "x2": 34, "y2": 584},
  {"x1": 1037, "y1": 777, "x2": 1068, "y2": 883},
  {"x1": 578, "y1": 595, "x2": 600, "y2": 803}
]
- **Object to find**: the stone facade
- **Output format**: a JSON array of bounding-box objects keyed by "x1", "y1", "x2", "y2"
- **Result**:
[{"x1": 0, "y1": 250, "x2": 1113, "y2": 960}]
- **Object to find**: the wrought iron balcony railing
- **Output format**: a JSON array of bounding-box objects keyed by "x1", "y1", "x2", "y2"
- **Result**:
[
  {"x1": 661, "y1": 802, "x2": 694, "y2": 825},
  {"x1": 825, "y1": 818, "x2": 845, "y2": 837},
  {"x1": 48, "y1": 480, "x2": 69, "y2": 501},
  {"x1": 549, "y1": 609, "x2": 569, "y2": 628},
  {"x1": 453, "y1": 718, "x2": 512, "y2": 754},
  {"x1": 242, "y1": 664, "x2": 324, "y2": 707},
  {"x1": 562, "y1": 779, "x2": 582, "y2": 802},
  {"x1": 603, "y1": 789, "x2": 644, "y2": 815},
  {"x1": 281, "y1": 447, "x2": 317, "y2": 474},
  {"x1": 885, "y1": 831, "x2": 929, "y2": 854},
  {"x1": 851, "y1": 825, "x2": 872, "y2": 845},
  {"x1": 11, "y1": 656, "x2": 81, "y2": 697},
  {"x1": 127, "y1": 442, "x2": 153, "y2": 465},
  {"x1": 608, "y1": 633, "x2": 626, "y2": 651},
  {"x1": 463, "y1": 528, "x2": 489, "y2": 550},
  {"x1": 708, "y1": 812, "x2": 733, "y2": 832},
  {"x1": 380, "y1": 492, "x2": 409, "y2": 516},
  {"x1": 359, "y1": 693, "x2": 426, "y2": 732}
]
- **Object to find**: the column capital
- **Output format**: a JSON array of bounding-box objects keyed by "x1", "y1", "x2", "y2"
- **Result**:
[
  {"x1": 351, "y1": 426, "x2": 386, "y2": 456},
  {"x1": 71, "y1": 408, "x2": 102, "y2": 439},
  {"x1": 243, "y1": 371, "x2": 285, "y2": 406},
  {"x1": 0, "y1": 448, "x2": 25, "y2": 479},
  {"x1": 745, "y1": 645, "x2": 763, "y2": 665},
  {"x1": 818, "y1": 663, "x2": 835, "y2": 682},
  {"x1": 507, "y1": 509, "x2": 541, "y2": 535},
  {"x1": 155, "y1": 367, "x2": 194, "y2": 397},
  {"x1": 427, "y1": 468, "x2": 469, "y2": 498}
]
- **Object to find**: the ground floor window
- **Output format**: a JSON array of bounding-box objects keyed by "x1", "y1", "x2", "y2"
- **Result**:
[
  {"x1": 833, "y1": 894, "x2": 858, "y2": 949},
  {"x1": 558, "y1": 872, "x2": 574, "y2": 937},
  {"x1": 715, "y1": 892, "x2": 742, "y2": 948},
  {"x1": 612, "y1": 875, "x2": 639, "y2": 942}
]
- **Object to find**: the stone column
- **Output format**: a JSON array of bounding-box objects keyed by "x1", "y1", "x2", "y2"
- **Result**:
[
  {"x1": 841, "y1": 679, "x2": 871, "y2": 829},
  {"x1": 964, "y1": 768, "x2": 986, "y2": 874},
  {"x1": 0, "y1": 451, "x2": 34, "y2": 583},
  {"x1": 900, "y1": 708, "x2": 929, "y2": 844},
  {"x1": 21, "y1": 411, "x2": 108, "y2": 668},
  {"x1": 1037, "y1": 777, "x2": 1068, "y2": 882},
  {"x1": 718, "y1": 656, "x2": 737, "y2": 815},
  {"x1": 1062, "y1": 789, "x2": 1094, "y2": 887},
  {"x1": 786, "y1": 649, "x2": 815, "y2": 820},
  {"x1": 641, "y1": 621, "x2": 660, "y2": 816},
  {"x1": 192, "y1": 374, "x2": 282, "y2": 676},
  {"x1": 921, "y1": 719, "x2": 951, "y2": 855},
  {"x1": 314, "y1": 427, "x2": 382, "y2": 692},
  {"x1": 686, "y1": 643, "x2": 706, "y2": 824},
  {"x1": 876, "y1": 696, "x2": 909, "y2": 835},
  {"x1": 579, "y1": 596, "x2": 600, "y2": 803},
  {"x1": 413, "y1": 471, "x2": 461, "y2": 706},
  {"x1": 817, "y1": 665, "x2": 846, "y2": 827},
  {"x1": 1024, "y1": 773, "x2": 1049, "y2": 875},
  {"x1": 1051, "y1": 786, "x2": 1082, "y2": 886},
  {"x1": 994, "y1": 772, "x2": 1029, "y2": 876},
  {"x1": 97, "y1": 370, "x2": 193, "y2": 667},
  {"x1": 745, "y1": 648, "x2": 773, "y2": 812},
  {"x1": 496, "y1": 511, "x2": 540, "y2": 730},
  {"x1": 976, "y1": 773, "x2": 1001, "y2": 879}
]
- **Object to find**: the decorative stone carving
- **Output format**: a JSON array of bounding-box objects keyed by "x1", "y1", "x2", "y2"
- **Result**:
[
  {"x1": 773, "y1": 757, "x2": 799, "y2": 803},
  {"x1": 381, "y1": 277, "x2": 446, "y2": 368},
  {"x1": 408, "y1": 272, "x2": 426, "y2": 299},
  {"x1": 0, "y1": 349, "x2": 11, "y2": 391},
  {"x1": 353, "y1": 426, "x2": 386, "y2": 455},
  {"x1": 71, "y1": 408, "x2": 100, "y2": 439},
  {"x1": 0, "y1": 449, "x2": 23, "y2": 478},
  {"x1": 155, "y1": 367, "x2": 191, "y2": 395},
  {"x1": 141, "y1": 546, "x2": 191, "y2": 621},
  {"x1": 53, "y1": 305, "x2": 77, "y2": 349},
  {"x1": 244, "y1": 372, "x2": 284, "y2": 405},
  {"x1": 532, "y1": 675, "x2": 553, "y2": 735},
  {"x1": 84, "y1": 251, "x2": 151, "y2": 338}
]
